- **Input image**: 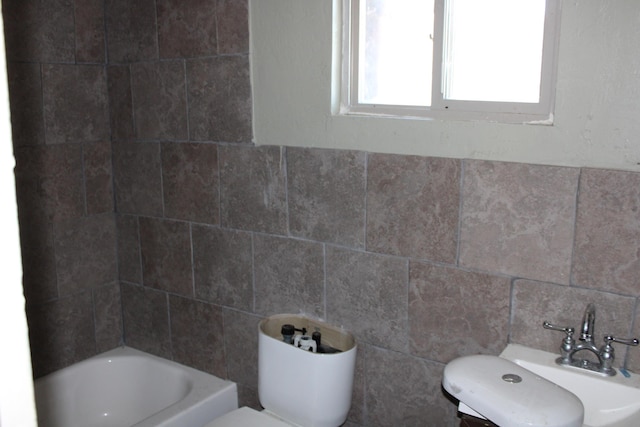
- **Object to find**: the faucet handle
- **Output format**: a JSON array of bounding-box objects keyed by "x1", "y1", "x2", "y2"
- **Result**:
[
  {"x1": 603, "y1": 335, "x2": 640, "y2": 347},
  {"x1": 542, "y1": 321, "x2": 575, "y2": 337}
]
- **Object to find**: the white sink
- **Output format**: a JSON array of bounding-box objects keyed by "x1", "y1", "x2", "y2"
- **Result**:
[{"x1": 500, "y1": 344, "x2": 640, "y2": 427}]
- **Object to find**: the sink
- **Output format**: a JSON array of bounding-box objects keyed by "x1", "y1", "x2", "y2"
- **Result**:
[
  {"x1": 443, "y1": 353, "x2": 584, "y2": 427},
  {"x1": 500, "y1": 344, "x2": 640, "y2": 427}
]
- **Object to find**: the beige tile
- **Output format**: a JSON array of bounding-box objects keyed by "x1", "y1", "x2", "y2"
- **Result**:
[
  {"x1": 288, "y1": 147, "x2": 366, "y2": 248},
  {"x1": 366, "y1": 154, "x2": 460, "y2": 263},
  {"x1": 573, "y1": 168, "x2": 640, "y2": 296},
  {"x1": 409, "y1": 262, "x2": 510, "y2": 363},
  {"x1": 326, "y1": 246, "x2": 408, "y2": 352},
  {"x1": 460, "y1": 160, "x2": 579, "y2": 284}
]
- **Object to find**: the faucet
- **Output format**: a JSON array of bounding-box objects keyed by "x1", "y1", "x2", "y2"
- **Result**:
[{"x1": 543, "y1": 303, "x2": 639, "y2": 376}]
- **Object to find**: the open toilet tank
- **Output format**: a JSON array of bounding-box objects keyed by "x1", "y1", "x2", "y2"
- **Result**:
[{"x1": 258, "y1": 314, "x2": 357, "y2": 427}]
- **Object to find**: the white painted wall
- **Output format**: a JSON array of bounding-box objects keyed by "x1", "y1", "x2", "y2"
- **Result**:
[
  {"x1": 250, "y1": 0, "x2": 640, "y2": 172},
  {"x1": 0, "y1": 14, "x2": 38, "y2": 427}
]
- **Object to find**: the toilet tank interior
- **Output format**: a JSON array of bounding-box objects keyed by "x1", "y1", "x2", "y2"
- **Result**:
[{"x1": 259, "y1": 314, "x2": 356, "y2": 352}]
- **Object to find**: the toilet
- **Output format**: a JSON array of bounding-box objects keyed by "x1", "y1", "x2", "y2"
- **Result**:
[{"x1": 206, "y1": 314, "x2": 357, "y2": 427}]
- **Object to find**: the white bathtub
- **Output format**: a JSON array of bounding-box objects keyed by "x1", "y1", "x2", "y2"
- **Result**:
[{"x1": 34, "y1": 346, "x2": 238, "y2": 427}]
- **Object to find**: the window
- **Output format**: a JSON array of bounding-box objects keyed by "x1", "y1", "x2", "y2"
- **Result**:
[{"x1": 341, "y1": 0, "x2": 561, "y2": 123}]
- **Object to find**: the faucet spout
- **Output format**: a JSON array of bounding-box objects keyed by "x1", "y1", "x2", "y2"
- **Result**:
[{"x1": 580, "y1": 303, "x2": 596, "y2": 342}]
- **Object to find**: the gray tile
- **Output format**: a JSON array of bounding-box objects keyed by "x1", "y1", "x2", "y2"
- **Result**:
[
  {"x1": 573, "y1": 168, "x2": 640, "y2": 296},
  {"x1": 223, "y1": 308, "x2": 261, "y2": 387},
  {"x1": 254, "y1": 234, "x2": 324, "y2": 317},
  {"x1": 94, "y1": 283, "x2": 123, "y2": 352},
  {"x1": 288, "y1": 147, "x2": 366, "y2": 248},
  {"x1": 54, "y1": 214, "x2": 118, "y2": 296},
  {"x1": 460, "y1": 160, "x2": 579, "y2": 284},
  {"x1": 84, "y1": 141, "x2": 114, "y2": 215},
  {"x1": 105, "y1": 0, "x2": 158, "y2": 63},
  {"x1": 3, "y1": 0, "x2": 75, "y2": 62},
  {"x1": 170, "y1": 296, "x2": 226, "y2": 377},
  {"x1": 131, "y1": 61, "x2": 188, "y2": 140},
  {"x1": 42, "y1": 64, "x2": 109, "y2": 145},
  {"x1": 511, "y1": 279, "x2": 636, "y2": 358},
  {"x1": 116, "y1": 215, "x2": 142, "y2": 284},
  {"x1": 193, "y1": 225, "x2": 253, "y2": 311},
  {"x1": 107, "y1": 66, "x2": 134, "y2": 141},
  {"x1": 157, "y1": 0, "x2": 217, "y2": 58},
  {"x1": 14, "y1": 144, "x2": 85, "y2": 222},
  {"x1": 187, "y1": 56, "x2": 252, "y2": 142},
  {"x1": 366, "y1": 154, "x2": 460, "y2": 263},
  {"x1": 219, "y1": 145, "x2": 288, "y2": 234},
  {"x1": 409, "y1": 262, "x2": 510, "y2": 363},
  {"x1": 112, "y1": 141, "x2": 163, "y2": 216},
  {"x1": 139, "y1": 217, "x2": 194, "y2": 297},
  {"x1": 365, "y1": 346, "x2": 458, "y2": 427},
  {"x1": 162, "y1": 142, "x2": 219, "y2": 224},
  {"x1": 326, "y1": 246, "x2": 408, "y2": 352},
  {"x1": 7, "y1": 62, "x2": 44, "y2": 147},
  {"x1": 121, "y1": 283, "x2": 171, "y2": 359},
  {"x1": 27, "y1": 292, "x2": 96, "y2": 378},
  {"x1": 75, "y1": 0, "x2": 106, "y2": 63},
  {"x1": 216, "y1": 0, "x2": 249, "y2": 54}
]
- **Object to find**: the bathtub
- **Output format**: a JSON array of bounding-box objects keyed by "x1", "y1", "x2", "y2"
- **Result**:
[{"x1": 34, "y1": 346, "x2": 238, "y2": 427}]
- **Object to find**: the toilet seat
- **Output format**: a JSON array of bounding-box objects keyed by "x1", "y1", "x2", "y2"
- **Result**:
[{"x1": 203, "y1": 406, "x2": 293, "y2": 427}]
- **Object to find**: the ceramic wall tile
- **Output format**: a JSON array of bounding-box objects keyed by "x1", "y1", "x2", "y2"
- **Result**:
[
  {"x1": 326, "y1": 246, "x2": 409, "y2": 352},
  {"x1": 105, "y1": 0, "x2": 158, "y2": 63},
  {"x1": 573, "y1": 168, "x2": 640, "y2": 296},
  {"x1": 42, "y1": 64, "x2": 109, "y2": 145},
  {"x1": 288, "y1": 147, "x2": 366, "y2": 248},
  {"x1": 409, "y1": 262, "x2": 510, "y2": 363},
  {"x1": 219, "y1": 145, "x2": 288, "y2": 234},
  {"x1": 6, "y1": 62, "x2": 44, "y2": 147},
  {"x1": 216, "y1": 0, "x2": 249, "y2": 54},
  {"x1": 187, "y1": 56, "x2": 252, "y2": 142},
  {"x1": 94, "y1": 283, "x2": 123, "y2": 353},
  {"x1": 365, "y1": 346, "x2": 458, "y2": 426},
  {"x1": 54, "y1": 214, "x2": 118, "y2": 296},
  {"x1": 107, "y1": 66, "x2": 134, "y2": 141},
  {"x1": 460, "y1": 160, "x2": 579, "y2": 284},
  {"x1": 75, "y1": 0, "x2": 106, "y2": 63},
  {"x1": 253, "y1": 234, "x2": 324, "y2": 317},
  {"x1": 193, "y1": 225, "x2": 253, "y2": 311},
  {"x1": 139, "y1": 217, "x2": 194, "y2": 297},
  {"x1": 366, "y1": 153, "x2": 460, "y2": 263},
  {"x1": 120, "y1": 283, "x2": 172, "y2": 359},
  {"x1": 162, "y1": 142, "x2": 219, "y2": 224},
  {"x1": 157, "y1": 0, "x2": 217, "y2": 58},
  {"x1": 112, "y1": 141, "x2": 163, "y2": 216},
  {"x1": 3, "y1": 0, "x2": 75, "y2": 62},
  {"x1": 223, "y1": 309, "x2": 261, "y2": 387},
  {"x1": 84, "y1": 141, "x2": 114, "y2": 215},
  {"x1": 170, "y1": 296, "x2": 226, "y2": 377},
  {"x1": 130, "y1": 61, "x2": 188, "y2": 140},
  {"x1": 27, "y1": 292, "x2": 96, "y2": 378}
]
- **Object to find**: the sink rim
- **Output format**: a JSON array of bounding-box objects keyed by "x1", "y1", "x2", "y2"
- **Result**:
[{"x1": 500, "y1": 344, "x2": 640, "y2": 427}]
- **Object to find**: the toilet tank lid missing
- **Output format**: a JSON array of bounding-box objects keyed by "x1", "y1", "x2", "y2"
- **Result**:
[{"x1": 259, "y1": 314, "x2": 356, "y2": 352}]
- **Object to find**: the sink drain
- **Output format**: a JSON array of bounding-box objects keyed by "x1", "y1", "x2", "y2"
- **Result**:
[{"x1": 502, "y1": 373, "x2": 522, "y2": 383}]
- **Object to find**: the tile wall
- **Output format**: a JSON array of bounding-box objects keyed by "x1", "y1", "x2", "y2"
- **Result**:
[{"x1": 6, "y1": 1, "x2": 640, "y2": 426}]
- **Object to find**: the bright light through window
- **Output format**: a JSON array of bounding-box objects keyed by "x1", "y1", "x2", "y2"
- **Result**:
[
  {"x1": 443, "y1": 0, "x2": 546, "y2": 103},
  {"x1": 350, "y1": 0, "x2": 556, "y2": 119},
  {"x1": 359, "y1": 0, "x2": 434, "y2": 106}
]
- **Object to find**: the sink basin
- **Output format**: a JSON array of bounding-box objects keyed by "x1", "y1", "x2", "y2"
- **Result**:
[
  {"x1": 500, "y1": 344, "x2": 640, "y2": 427},
  {"x1": 443, "y1": 354, "x2": 584, "y2": 427}
]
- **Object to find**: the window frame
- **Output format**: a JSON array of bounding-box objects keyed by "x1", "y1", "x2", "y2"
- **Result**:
[{"x1": 339, "y1": 0, "x2": 562, "y2": 124}]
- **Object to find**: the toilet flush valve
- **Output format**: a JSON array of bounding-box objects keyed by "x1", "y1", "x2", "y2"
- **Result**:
[{"x1": 294, "y1": 335, "x2": 318, "y2": 353}]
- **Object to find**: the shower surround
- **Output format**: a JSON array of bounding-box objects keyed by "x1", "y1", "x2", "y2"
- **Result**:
[{"x1": 5, "y1": 1, "x2": 640, "y2": 425}]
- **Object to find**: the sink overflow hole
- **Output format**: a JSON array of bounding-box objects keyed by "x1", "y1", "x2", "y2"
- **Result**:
[{"x1": 502, "y1": 373, "x2": 522, "y2": 383}]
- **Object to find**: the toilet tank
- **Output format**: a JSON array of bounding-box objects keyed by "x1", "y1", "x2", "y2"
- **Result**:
[{"x1": 258, "y1": 314, "x2": 357, "y2": 427}]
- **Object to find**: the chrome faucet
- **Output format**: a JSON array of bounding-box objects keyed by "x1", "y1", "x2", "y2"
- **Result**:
[{"x1": 543, "y1": 303, "x2": 639, "y2": 376}]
